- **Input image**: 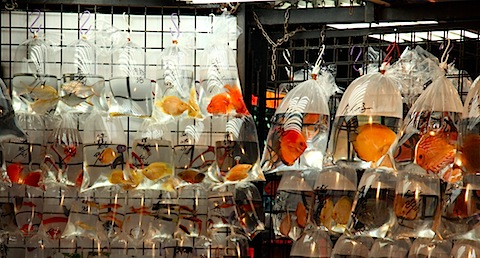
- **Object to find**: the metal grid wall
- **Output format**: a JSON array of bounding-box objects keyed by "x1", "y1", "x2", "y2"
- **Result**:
[
  {"x1": 0, "y1": 3, "x2": 238, "y2": 257},
  {"x1": 245, "y1": 9, "x2": 480, "y2": 257}
]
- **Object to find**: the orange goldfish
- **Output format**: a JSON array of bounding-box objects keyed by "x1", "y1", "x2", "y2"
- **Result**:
[
  {"x1": 458, "y1": 134, "x2": 480, "y2": 174},
  {"x1": 295, "y1": 202, "x2": 307, "y2": 228},
  {"x1": 415, "y1": 131, "x2": 457, "y2": 175},
  {"x1": 207, "y1": 84, "x2": 250, "y2": 115},
  {"x1": 21, "y1": 172, "x2": 42, "y2": 188},
  {"x1": 279, "y1": 130, "x2": 307, "y2": 166},
  {"x1": 177, "y1": 169, "x2": 205, "y2": 184},
  {"x1": 156, "y1": 95, "x2": 188, "y2": 116},
  {"x1": 108, "y1": 169, "x2": 126, "y2": 185},
  {"x1": 142, "y1": 162, "x2": 172, "y2": 181},
  {"x1": 130, "y1": 206, "x2": 152, "y2": 215},
  {"x1": 7, "y1": 163, "x2": 23, "y2": 184},
  {"x1": 98, "y1": 148, "x2": 117, "y2": 164},
  {"x1": 226, "y1": 164, "x2": 252, "y2": 181},
  {"x1": 279, "y1": 213, "x2": 292, "y2": 236},
  {"x1": 353, "y1": 123, "x2": 397, "y2": 163}
]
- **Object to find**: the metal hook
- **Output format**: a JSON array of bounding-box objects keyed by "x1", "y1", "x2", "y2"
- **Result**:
[
  {"x1": 80, "y1": 10, "x2": 92, "y2": 36},
  {"x1": 170, "y1": 13, "x2": 180, "y2": 40},
  {"x1": 440, "y1": 38, "x2": 453, "y2": 64},
  {"x1": 315, "y1": 44, "x2": 325, "y2": 67},
  {"x1": 350, "y1": 45, "x2": 363, "y2": 72},
  {"x1": 209, "y1": 13, "x2": 215, "y2": 33},
  {"x1": 382, "y1": 41, "x2": 400, "y2": 64},
  {"x1": 122, "y1": 12, "x2": 131, "y2": 39},
  {"x1": 29, "y1": 9, "x2": 42, "y2": 34}
]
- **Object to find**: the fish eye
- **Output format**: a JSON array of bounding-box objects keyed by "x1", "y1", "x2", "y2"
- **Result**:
[{"x1": 419, "y1": 154, "x2": 423, "y2": 159}]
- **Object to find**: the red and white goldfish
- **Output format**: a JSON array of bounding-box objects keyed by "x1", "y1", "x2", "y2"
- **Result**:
[
  {"x1": 279, "y1": 130, "x2": 307, "y2": 166},
  {"x1": 207, "y1": 84, "x2": 250, "y2": 115}
]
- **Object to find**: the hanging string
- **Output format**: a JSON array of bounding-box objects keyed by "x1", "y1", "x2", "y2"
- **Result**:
[
  {"x1": 122, "y1": 12, "x2": 132, "y2": 41},
  {"x1": 253, "y1": 8, "x2": 305, "y2": 82},
  {"x1": 350, "y1": 45, "x2": 363, "y2": 73},
  {"x1": 439, "y1": 38, "x2": 453, "y2": 70}
]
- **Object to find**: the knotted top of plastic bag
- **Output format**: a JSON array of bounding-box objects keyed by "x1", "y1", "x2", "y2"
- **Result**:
[{"x1": 336, "y1": 64, "x2": 404, "y2": 120}]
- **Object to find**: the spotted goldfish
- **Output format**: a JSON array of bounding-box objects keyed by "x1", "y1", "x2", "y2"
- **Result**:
[
  {"x1": 279, "y1": 130, "x2": 307, "y2": 166},
  {"x1": 415, "y1": 131, "x2": 457, "y2": 175},
  {"x1": 156, "y1": 95, "x2": 188, "y2": 116},
  {"x1": 353, "y1": 123, "x2": 397, "y2": 163}
]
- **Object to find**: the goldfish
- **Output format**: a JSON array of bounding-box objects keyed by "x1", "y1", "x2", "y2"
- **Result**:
[
  {"x1": 75, "y1": 172, "x2": 84, "y2": 188},
  {"x1": 415, "y1": 131, "x2": 457, "y2": 175},
  {"x1": 162, "y1": 177, "x2": 175, "y2": 192},
  {"x1": 7, "y1": 163, "x2": 23, "y2": 184},
  {"x1": 156, "y1": 95, "x2": 188, "y2": 116},
  {"x1": 100, "y1": 203, "x2": 122, "y2": 210},
  {"x1": 142, "y1": 162, "x2": 172, "y2": 181},
  {"x1": 226, "y1": 164, "x2": 252, "y2": 181},
  {"x1": 130, "y1": 206, "x2": 152, "y2": 215},
  {"x1": 98, "y1": 148, "x2": 117, "y2": 164},
  {"x1": 295, "y1": 202, "x2": 307, "y2": 228},
  {"x1": 332, "y1": 196, "x2": 352, "y2": 225},
  {"x1": 353, "y1": 123, "x2": 397, "y2": 163},
  {"x1": 19, "y1": 83, "x2": 58, "y2": 100},
  {"x1": 187, "y1": 87, "x2": 202, "y2": 118},
  {"x1": 100, "y1": 213, "x2": 124, "y2": 230},
  {"x1": 62, "y1": 80, "x2": 102, "y2": 99},
  {"x1": 63, "y1": 145, "x2": 77, "y2": 163},
  {"x1": 21, "y1": 171, "x2": 42, "y2": 188},
  {"x1": 177, "y1": 169, "x2": 205, "y2": 184},
  {"x1": 458, "y1": 134, "x2": 480, "y2": 174},
  {"x1": 279, "y1": 130, "x2": 307, "y2": 166},
  {"x1": 20, "y1": 223, "x2": 38, "y2": 236},
  {"x1": 75, "y1": 221, "x2": 95, "y2": 231},
  {"x1": 207, "y1": 84, "x2": 249, "y2": 115},
  {"x1": 320, "y1": 198, "x2": 334, "y2": 229},
  {"x1": 108, "y1": 169, "x2": 126, "y2": 185},
  {"x1": 123, "y1": 169, "x2": 143, "y2": 190},
  {"x1": 43, "y1": 217, "x2": 69, "y2": 225},
  {"x1": 279, "y1": 213, "x2": 292, "y2": 236}
]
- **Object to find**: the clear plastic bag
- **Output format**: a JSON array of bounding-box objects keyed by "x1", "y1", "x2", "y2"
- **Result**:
[
  {"x1": 235, "y1": 182, "x2": 265, "y2": 239},
  {"x1": 42, "y1": 112, "x2": 83, "y2": 189},
  {"x1": 331, "y1": 235, "x2": 374, "y2": 258},
  {"x1": 289, "y1": 228, "x2": 332, "y2": 258},
  {"x1": 272, "y1": 171, "x2": 316, "y2": 240},
  {"x1": 389, "y1": 62, "x2": 463, "y2": 183},
  {"x1": 392, "y1": 164, "x2": 441, "y2": 239},
  {"x1": 176, "y1": 185, "x2": 208, "y2": 239},
  {"x1": 369, "y1": 238, "x2": 411, "y2": 258},
  {"x1": 109, "y1": 39, "x2": 154, "y2": 118},
  {"x1": 198, "y1": 13, "x2": 249, "y2": 118},
  {"x1": 13, "y1": 195, "x2": 43, "y2": 238},
  {"x1": 11, "y1": 28, "x2": 59, "y2": 115},
  {"x1": 128, "y1": 118, "x2": 175, "y2": 192},
  {"x1": 61, "y1": 200, "x2": 103, "y2": 241},
  {"x1": 261, "y1": 70, "x2": 338, "y2": 174},
  {"x1": 408, "y1": 238, "x2": 452, "y2": 258},
  {"x1": 154, "y1": 33, "x2": 200, "y2": 122},
  {"x1": 207, "y1": 115, "x2": 264, "y2": 185},
  {"x1": 81, "y1": 111, "x2": 128, "y2": 193},
  {"x1": 312, "y1": 164, "x2": 357, "y2": 235},
  {"x1": 148, "y1": 191, "x2": 179, "y2": 243},
  {"x1": 4, "y1": 114, "x2": 46, "y2": 192},
  {"x1": 347, "y1": 167, "x2": 397, "y2": 238},
  {"x1": 207, "y1": 185, "x2": 240, "y2": 231},
  {"x1": 328, "y1": 65, "x2": 403, "y2": 169},
  {"x1": 0, "y1": 78, "x2": 25, "y2": 142}
]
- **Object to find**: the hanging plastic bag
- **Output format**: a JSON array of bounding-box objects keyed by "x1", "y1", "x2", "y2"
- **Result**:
[
  {"x1": 173, "y1": 119, "x2": 214, "y2": 188},
  {"x1": 154, "y1": 14, "x2": 201, "y2": 123},
  {"x1": 176, "y1": 185, "x2": 208, "y2": 239},
  {"x1": 61, "y1": 11, "x2": 105, "y2": 113},
  {"x1": 207, "y1": 185, "x2": 240, "y2": 232},
  {"x1": 207, "y1": 115, "x2": 264, "y2": 185},
  {"x1": 13, "y1": 195, "x2": 43, "y2": 238},
  {"x1": 198, "y1": 12, "x2": 249, "y2": 118},
  {"x1": 81, "y1": 111, "x2": 128, "y2": 193},
  {"x1": 61, "y1": 200, "x2": 103, "y2": 241},
  {"x1": 438, "y1": 75, "x2": 480, "y2": 239},
  {"x1": 108, "y1": 19, "x2": 154, "y2": 118},
  {"x1": 392, "y1": 164, "x2": 441, "y2": 239},
  {"x1": 235, "y1": 182, "x2": 265, "y2": 239},
  {"x1": 272, "y1": 170, "x2": 316, "y2": 240},
  {"x1": 128, "y1": 118, "x2": 175, "y2": 191},
  {"x1": 327, "y1": 61, "x2": 403, "y2": 169},
  {"x1": 389, "y1": 54, "x2": 463, "y2": 183},
  {"x1": 97, "y1": 194, "x2": 125, "y2": 242},
  {"x1": 312, "y1": 164, "x2": 357, "y2": 235},
  {"x1": 42, "y1": 111, "x2": 83, "y2": 189},
  {"x1": 11, "y1": 11, "x2": 59, "y2": 115},
  {"x1": 148, "y1": 191, "x2": 179, "y2": 243},
  {"x1": 347, "y1": 167, "x2": 397, "y2": 238},
  {"x1": 4, "y1": 114, "x2": 46, "y2": 192},
  {"x1": 0, "y1": 78, "x2": 25, "y2": 142},
  {"x1": 261, "y1": 58, "x2": 338, "y2": 173}
]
